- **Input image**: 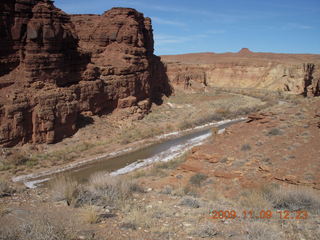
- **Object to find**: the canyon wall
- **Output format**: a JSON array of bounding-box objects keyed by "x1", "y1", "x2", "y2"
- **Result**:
[
  {"x1": 0, "y1": 1, "x2": 171, "y2": 147},
  {"x1": 162, "y1": 50, "x2": 320, "y2": 97}
]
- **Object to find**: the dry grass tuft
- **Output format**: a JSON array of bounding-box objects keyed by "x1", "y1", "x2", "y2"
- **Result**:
[
  {"x1": 239, "y1": 184, "x2": 320, "y2": 215},
  {"x1": 122, "y1": 206, "x2": 155, "y2": 230},
  {"x1": 0, "y1": 222, "x2": 19, "y2": 240},
  {"x1": 283, "y1": 221, "x2": 320, "y2": 240},
  {"x1": 50, "y1": 176, "x2": 79, "y2": 206},
  {"x1": 80, "y1": 205, "x2": 100, "y2": 224},
  {"x1": 0, "y1": 213, "x2": 75, "y2": 240},
  {"x1": 172, "y1": 184, "x2": 198, "y2": 197},
  {"x1": 0, "y1": 204, "x2": 9, "y2": 217},
  {"x1": 76, "y1": 172, "x2": 143, "y2": 209},
  {"x1": 179, "y1": 196, "x2": 201, "y2": 208},
  {"x1": 122, "y1": 202, "x2": 174, "y2": 231},
  {"x1": 131, "y1": 169, "x2": 147, "y2": 179},
  {"x1": 191, "y1": 222, "x2": 218, "y2": 238},
  {"x1": 239, "y1": 189, "x2": 272, "y2": 211},
  {"x1": 269, "y1": 186, "x2": 320, "y2": 213},
  {"x1": 244, "y1": 221, "x2": 283, "y2": 240}
]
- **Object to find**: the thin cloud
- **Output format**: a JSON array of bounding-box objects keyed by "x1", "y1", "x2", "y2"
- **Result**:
[
  {"x1": 117, "y1": 0, "x2": 245, "y2": 23},
  {"x1": 154, "y1": 34, "x2": 187, "y2": 44},
  {"x1": 206, "y1": 30, "x2": 226, "y2": 34},
  {"x1": 152, "y1": 17, "x2": 186, "y2": 27},
  {"x1": 284, "y1": 23, "x2": 314, "y2": 30},
  {"x1": 154, "y1": 33, "x2": 208, "y2": 45}
]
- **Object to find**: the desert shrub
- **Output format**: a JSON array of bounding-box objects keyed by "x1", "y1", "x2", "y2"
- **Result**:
[
  {"x1": 160, "y1": 185, "x2": 173, "y2": 195},
  {"x1": 241, "y1": 144, "x2": 252, "y2": 151},
  {"x1": 182, "y1": 185, "x2": 198, "y2": 197},
  {"x1": 120, "y1": 222, "x2": 137, "y2": 230},
  {"x1": 239, "y1": 188, "x2": 273, "y2": 211},
  {"x1": 245, "y1": 222, "x2": 283, "y2": 240},
  {"x1": 283, "y1": 221, "x2": 320, "y2": 240},
  {"x1": 50, "y1": 176, "x2": 79, "y2": 206},
  {"x1": 0, "y1": 224, "x2": 19, "y2": 240},
  {"x1": 155, "y1": 161, "x2": 179, "y2": 170},
  {"x1": 128, "y1": 182, "x2": 145, "y2": 193},
  {"x1": 0, "y1": 161, "x2": 11, "y2": 171},
  {"x1": 0, "y1": 179, "x2": 11, "y2": 197},
  {"x1": 241, "y1": 185, "x2": 320, "y2": 214},
  {"x1": 75, "y1": 142, "x2": 94, "y2": 152},
  {"x1": 75, "y1": 173, "x2": 142, "y2": 209},
  {"x1": 25, "y1": 158, "x2": 38, "y2": 167},
  {"x1": 131, "y1": 169, "x2": 147, "y2": 179},
  {"x1": 189, "y1": 173, "x2": 208, "y2": 186},
  {"x1": 192, "y1": 222, "x2": 218, "y2": 238},
  {"x1": 122, "y1": 205, "x2": 159, "y2": 230},
  {"x1": 172, "y1": 184, "x2": 198, "y2": 197},
  {"x1": 215, "y1": 108, "x2": 231, "y2": 118},
  {"x1": 8, "y1": 152, "x2": 29, "y2": 166},
  {"x1": 270, "y1": 187, "x2": 320, "y2": 213},
  {"x1": 178, "y1": 120, "x2": 194, "y2": 130},
  {"x1": 0, "y1": 204, "x2": 9, "y2": 217},
  {"x1": 21, "y1": 216, "x2": 71, "y2": 240},
  {"x1": 0, "y1": 152, "x2": 38, "y2": 170},
  {"x1": 179, "y1": 196, "x2": 200, "y2": 208},
  {"x1": 147, "y1": 167, "x2": 167, "y2": 177},
  {"x1": 267, "y1": 128, "x2": 283, "y2": 136},
  {"x1": 118, "y1": 126, "x2": 166, "y2": 145},
  {"x1": 0, "y1": 215, "x2": 73, "y2": 240}
]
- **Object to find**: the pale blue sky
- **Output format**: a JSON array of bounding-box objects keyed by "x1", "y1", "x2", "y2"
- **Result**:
[{"x1": 54, "y1": 0, "x2": 320, "y2": 55}]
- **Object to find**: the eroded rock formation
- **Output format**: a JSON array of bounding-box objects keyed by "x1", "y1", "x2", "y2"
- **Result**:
[
  {"x1": 70, "y1": 9, "x2": 171, "y2": 105},
  {"x1": 162, "y1": 49, "x2": 320, "y2": 96},
  {"x1": 0, "y1": 1, "x2": 171, "y2": 147}
]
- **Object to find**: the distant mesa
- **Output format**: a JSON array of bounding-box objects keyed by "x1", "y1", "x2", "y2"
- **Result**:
[
  {"x1": 161, "y1": 47, "x2": 320, "y2": 98},
  {"x1": 238, "y1": 48, "x2": 253, "y2": 54}
]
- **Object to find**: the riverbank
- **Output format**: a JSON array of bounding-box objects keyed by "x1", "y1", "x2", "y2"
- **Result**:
[
  {"x1": 1, "y1": 88, "x2": 269, "y2": 183},
  {"x1": 17, "y1": 117, "x2": 245, "y2": 188}
]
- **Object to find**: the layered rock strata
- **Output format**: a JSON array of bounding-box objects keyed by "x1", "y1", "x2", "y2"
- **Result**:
[
  {"x1": 0, "y1": 1, "x2": 171, "y2": 147},
  {"x1": 162, "y1": 50, "x2": 320, "y2": 96}
]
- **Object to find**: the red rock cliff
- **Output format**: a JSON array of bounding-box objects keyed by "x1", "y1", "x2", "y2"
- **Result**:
[{"x1": 0, "y1": 1, "x2": 171, "y2": 147}]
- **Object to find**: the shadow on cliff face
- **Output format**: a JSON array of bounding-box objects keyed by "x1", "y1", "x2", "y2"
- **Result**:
[
  {"x1": 0, "y1": 1, "x2": 17, "y2": 78},
  {"x1": 76, "y1": 114, "x2": 94, "y2": 129},
  {"x1": 149, "y1": 56, "x2": 173, "y2": 105},
  {"x1": 303, "y1": 63, "x2": 320, "y2": 97}
]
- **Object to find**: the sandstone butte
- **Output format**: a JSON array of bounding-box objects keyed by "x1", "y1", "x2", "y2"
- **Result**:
[
  {"x1": 161, "y1": 49, "x2": 320, "y2": 96},
  {"x1": 0, "y1": 0, "x2": 172, "y2": 147}
]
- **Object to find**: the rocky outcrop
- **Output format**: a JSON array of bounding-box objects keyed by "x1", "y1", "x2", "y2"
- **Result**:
[
  {"x1": 70, "y1": 9, "x2": 172, "y2": 106},
  {"x1": 304, "y1": 63, "x2": 320, "y2": 97},
  {"x1": 162, "y1": 50, "x2": 320, "y2": 96},
  {"x1": 0, "y1": 0, "x2": 88, "y2": 87},
  {"x1": 0, "y1": 1, "x2": 171, "y2": 147}
]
